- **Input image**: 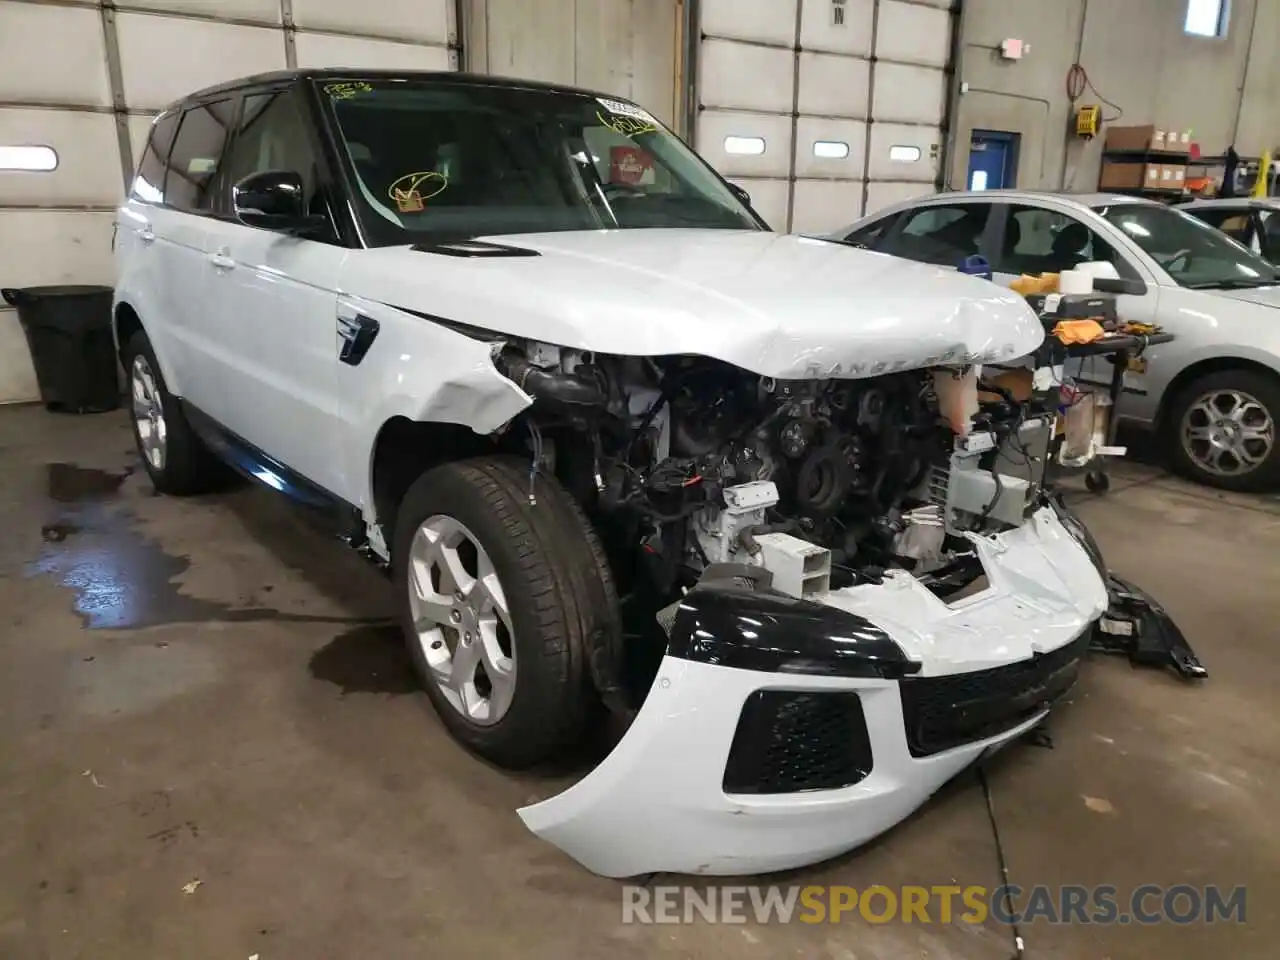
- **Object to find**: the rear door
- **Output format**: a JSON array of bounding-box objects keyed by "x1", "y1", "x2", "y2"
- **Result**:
[{"x1": 201, "y1": 83, "x2": 348, "y2": 495}]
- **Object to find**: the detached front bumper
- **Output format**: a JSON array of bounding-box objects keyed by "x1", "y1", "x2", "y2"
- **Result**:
[{"x1": 519, "y1": 506, "x2": 1108, "y2": 878}]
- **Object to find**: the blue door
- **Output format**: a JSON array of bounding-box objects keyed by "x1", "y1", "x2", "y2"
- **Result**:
[{"x1": 967, "y1": 131, "x2": 1020, "y2": 191}]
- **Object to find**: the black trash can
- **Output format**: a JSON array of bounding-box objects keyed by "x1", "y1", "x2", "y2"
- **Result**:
[{"x1": 2, "y1": 285, "x2": 120, "y2": 413}]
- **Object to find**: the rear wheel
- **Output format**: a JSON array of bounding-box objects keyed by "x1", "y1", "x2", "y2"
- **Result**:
[
  {"x1": 123, "y1": 330, "x2": 224, "y2": 495},
  {"x1": 393, "y1": 456, "x2": 619, "y2": 768},
  {"x1": 1165, "y1": 369, "x2": 1280, "y2": 491}
]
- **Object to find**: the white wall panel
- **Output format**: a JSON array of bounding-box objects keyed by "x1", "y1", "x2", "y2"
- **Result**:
[
  {"x1": 698, "y1": 111, "x2": 793, "y2": 178},
  {"x1": 866, "y1": 122, "x2": 940, "y2": 182},
  {"x1": 0, "y1": 110, "x2": 121, "y2": 206},
  {"x1": 875, "y1": 1, "x2": 951, "y2": 67},
  {"x1": 702, "y1": 0, "x2": 797, "y2": 44},
  {"x1": 0, "y1": 211, "x2": 117, "y2": 287},
  {"x1": 295, "y1": 33, "x2": 453, "y2": 71},
  {"x1": 115, "y1": 0, "x2": 282, "y2": 22},
  {"x1": 797, "y1": 52, "x2": 869, "y2": 118},
  {"x1": 727, "y1": 177, "x2": 790, "y2": 231},
  {"x1": 699, "y1": 39, "x2": 794, "y2": 113},
  {"x1": 791, "y1": 179, "x2": 863, "y2": 234},
  {"x1": 870, "y1": 62, "x2": 946, "y2": 124},
  {"x1": 291, "y1": 0, "x2": 452, "y2": 44},
  {"x1": 799, "y1": 0, "x2": 873, "y2": 55},
  {"x1": 865, "y1": 179, "x2": 934, "y2": 214},
  {"x1": 0, "y1": 3, "x2": 111, "y2": 106},
  {"x1": 794, "y1": 117, "x2": 866, "y2": 179},
  {"x1": 115, "y1": 14, "x2": 286, "y2": 109}
]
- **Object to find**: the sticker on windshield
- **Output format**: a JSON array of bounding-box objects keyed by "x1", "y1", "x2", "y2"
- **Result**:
[
  {"x1": 596, "y1": 97, "x2": 659, "y2": 136},
  {"x1": 324, "y1": 81, "x2": 374, "y2": 101},
  {"x1": 388, "y1": 171, "x2": 448, "y2": 213}
]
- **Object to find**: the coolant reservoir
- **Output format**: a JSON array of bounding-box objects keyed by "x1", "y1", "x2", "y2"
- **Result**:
[{"x1": 933, "y1": 367, "x2": 979, "y2": 437}]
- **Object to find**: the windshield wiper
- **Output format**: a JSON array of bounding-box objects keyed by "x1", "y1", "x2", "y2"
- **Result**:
[{"x1": 1186, "y1": 278, "x2": 1278, "y2": 290}]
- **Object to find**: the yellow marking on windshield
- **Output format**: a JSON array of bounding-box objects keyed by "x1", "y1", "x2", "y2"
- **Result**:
[
  {"x1": 597, "y1": 110, "x2": 658, "y2": 138},
  {"x1": 388, "y1": 171, "x2": 449, "y2": 213},
  {"x1": 324, "y1": 81, "x2": 374, "y2": 101}
]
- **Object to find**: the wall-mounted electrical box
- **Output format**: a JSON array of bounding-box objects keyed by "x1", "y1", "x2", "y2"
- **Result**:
[
  {"x1": 1075, "y1": 105, "x2": 1101, "y2": 139},
  {"x1": 1000, "y1": 38, "x2": 1028, "y2": 59}
]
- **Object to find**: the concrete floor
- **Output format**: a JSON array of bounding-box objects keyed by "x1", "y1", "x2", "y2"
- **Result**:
[{"x1": 0, "y1": 403, "x2": 1276, "y2": 960}]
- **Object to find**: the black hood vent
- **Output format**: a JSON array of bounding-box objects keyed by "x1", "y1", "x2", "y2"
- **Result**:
[{"x1": 410, "y1": 239, "x2": 540, "y2": 258}]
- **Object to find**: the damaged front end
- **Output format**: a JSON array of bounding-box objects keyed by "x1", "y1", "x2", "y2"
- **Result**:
[{"x1": 479, "y1": 337, "x2": 1155, "y2": 877}]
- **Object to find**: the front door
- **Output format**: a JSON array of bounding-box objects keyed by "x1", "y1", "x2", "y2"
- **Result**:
[
  {"x1": 202, "y1": 86, "x2": 347, "y2": 496},
  {"x1": 967, "y1": 131, "x2": 1020, "y2": 192}
]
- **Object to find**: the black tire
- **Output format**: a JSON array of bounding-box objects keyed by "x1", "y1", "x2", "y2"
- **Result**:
[
  {"x1": 392, "y1": 456, "x2": 621, "y2": 768},
  {"x1": 1163, "y1": 368, "x2": 1280, "y2": 492},
  {"x1": 122, "y1": 330, "x2": 225, "y2": 495}
]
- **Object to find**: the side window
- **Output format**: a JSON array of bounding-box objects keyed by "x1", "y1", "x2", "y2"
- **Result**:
[
  {"x1": 995, "y1": 205, "x2": 1122, "y2": 275},
  {"x1": 1194, "y1": 209, "x2": 1255, "y2": 246},
  {"x1": 223, "y1": 88, "x2": 322, "y2": 219},
  {"x1": 131, "y1": 112, "x2": 179, "y2": 205},
  {"x1": 1259, "y1": 210, "x2": 1280, "y2": 259},
  {"x1": 881, "y1": 203, "x2": 992, "y2": 266},
  {"x1": 843, "y1": 214, "x2": 898, "y2": 249},
  {"x1": 166, "y1": 98, "x2": 236, "y2": 214}
]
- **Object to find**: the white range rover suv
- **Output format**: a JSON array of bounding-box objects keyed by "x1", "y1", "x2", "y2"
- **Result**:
[{"x1": 114, "y1": 69, "x2": 1108, "y2": 878}]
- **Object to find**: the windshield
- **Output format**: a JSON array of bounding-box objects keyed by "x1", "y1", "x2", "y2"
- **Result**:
[
  {"x1": 316, "y1": 79, "x2": 762, "y2": 246},
  {"x1": 1096, "y1": 202, "x2": 1278, "y2": 289}
]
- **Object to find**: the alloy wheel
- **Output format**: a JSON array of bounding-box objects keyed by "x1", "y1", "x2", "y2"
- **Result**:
[
  {"x1": 1181, "y1": 388, "x2": 1274, "y2": 477},
  {"x1": 407, "y1": 514, "x2": 517, "y2": 725},
  {"x1": 131, "y1": 354, "x2": 167, "y2": 471}
]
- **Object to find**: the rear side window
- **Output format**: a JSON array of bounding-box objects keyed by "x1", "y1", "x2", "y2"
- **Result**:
[
  {"x1": 131, "y1": 112, "x2": 179, "y2": 205},
  {"x1": 166, "y1": 98, "x2": 237, "y2": 213},
  {"x1": 882, "y1": 203, "x2": 992, "y2": 266}
]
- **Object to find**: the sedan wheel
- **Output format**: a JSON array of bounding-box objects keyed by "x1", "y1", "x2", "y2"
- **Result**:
[
  {"x1": 408, "y1": 514, "x2": 517, "y2": 725},
  {"x1": 1180, "y1": 388, "x2": 1274, "y2": 479}
]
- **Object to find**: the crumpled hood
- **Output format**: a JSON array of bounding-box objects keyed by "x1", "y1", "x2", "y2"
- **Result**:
[{"x1": 341, "y1": 229, "x2": 1044, "y2": 379}]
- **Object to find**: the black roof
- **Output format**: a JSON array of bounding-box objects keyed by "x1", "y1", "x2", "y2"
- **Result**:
[{"x1": 174, "y1": 68, "x2": 616, "y2": 109}]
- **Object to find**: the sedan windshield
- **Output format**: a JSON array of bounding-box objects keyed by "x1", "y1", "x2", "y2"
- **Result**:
[
  {"x1": 1096, "y1": 203, "x2": 1278, "y2": 289},
  {"x1": 317, "y1": 79, "x2": 761, "y2": 246}
]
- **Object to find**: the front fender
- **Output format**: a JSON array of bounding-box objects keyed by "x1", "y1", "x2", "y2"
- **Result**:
[{"x1": 333, "y1": 295, "x2": 532, "y2": 513}]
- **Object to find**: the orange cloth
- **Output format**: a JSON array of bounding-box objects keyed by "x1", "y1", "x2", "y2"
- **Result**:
[{"x1": 1052, "y1": 319, "x2": 1106, "y2": 345}]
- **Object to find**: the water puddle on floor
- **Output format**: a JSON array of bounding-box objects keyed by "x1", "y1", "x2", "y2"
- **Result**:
[{"x1": 27, "y1": 461, "x2": 383, "y2": 630}]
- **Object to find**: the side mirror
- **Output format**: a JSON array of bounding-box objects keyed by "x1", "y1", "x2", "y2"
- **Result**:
[
  {"x1": 232, "y1": 170, "x2": 327, "y2": 234},
  {"x1": 728, "y1": 183, "x2": 752, "y2": 207},
  {"x1": 1093, "y1": 276, "x2": 1148, "y2": 296}
]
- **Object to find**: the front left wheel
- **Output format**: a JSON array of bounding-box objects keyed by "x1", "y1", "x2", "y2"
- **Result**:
[{"x1": 392, "y1": 456, "x2": 620, "y2": 769}]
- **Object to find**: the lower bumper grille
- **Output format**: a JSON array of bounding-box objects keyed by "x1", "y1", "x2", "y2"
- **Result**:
[
  {"x1": 723, "y1": 691, "x2": 873, "y2": 794},
  {"x1": 900, "y1": 635, "x2": 1088, "y2": 758}
]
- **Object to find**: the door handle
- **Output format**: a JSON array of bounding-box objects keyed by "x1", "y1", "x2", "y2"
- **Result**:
[
  {"x1": 138, "y1": 226, "x2": 155, "y2": 244},
  {"x1": 207, "y1": 250, "x2": 236, "y2": 271}
]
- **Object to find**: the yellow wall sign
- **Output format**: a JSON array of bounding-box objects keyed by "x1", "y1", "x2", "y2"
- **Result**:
[{"x1": 388, "y1": 171, "x2": 448, "y2": 213}]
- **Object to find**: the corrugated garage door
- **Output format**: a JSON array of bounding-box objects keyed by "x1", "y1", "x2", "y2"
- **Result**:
[
  {"x1": 0, "y1": 0, "x2": 456, "y2": 403},
  {"x1": 695, "y1": 0, "x2": 953, "y2": 233}
]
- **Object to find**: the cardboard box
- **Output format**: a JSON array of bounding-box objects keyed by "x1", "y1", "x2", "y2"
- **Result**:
[
  {"x1": 1160, "y1": 164, "x2": 1187, "y2": 187},
  {"x1": 1099, "y1": 160, "x2": 1162, "y2": 190},
  {"x1": 1103, "y1": 124, "x2": 1189, "y2": 155}
]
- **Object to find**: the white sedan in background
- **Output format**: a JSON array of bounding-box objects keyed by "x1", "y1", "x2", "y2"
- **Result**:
[
  {"x1": 1181, "y1": 197, "x2": 1280, "y2": 266},
  {"x1": 830, "y1": 191, "x2": 1280, "y2": 491}
]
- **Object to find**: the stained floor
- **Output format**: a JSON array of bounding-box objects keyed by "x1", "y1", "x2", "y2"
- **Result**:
[{"x1": 0, "y1": 404, "x2": 1277, "y2": 959}]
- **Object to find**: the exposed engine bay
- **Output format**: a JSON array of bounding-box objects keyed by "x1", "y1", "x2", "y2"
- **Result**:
[{"x1": 495, "y1": 341, "x2": 1057, "y2": 613}]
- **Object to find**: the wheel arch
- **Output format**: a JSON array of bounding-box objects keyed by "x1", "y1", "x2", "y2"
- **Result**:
[
  {"x1": 368, "y1": 416, "x2": 499, "y2": 550},
  {"x1": 1155, "y1": 354, "x2": 1280, "y2": 431}
]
